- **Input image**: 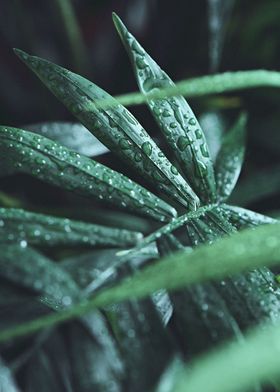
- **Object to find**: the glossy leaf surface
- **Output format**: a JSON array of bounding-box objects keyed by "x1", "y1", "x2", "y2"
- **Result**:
[
  {"x1": 25, "y1": 121, "x2": 109, "y2": 157},
  {"x1": 113, "y1": 13, "x2": 216, "y2": 203},
  {"x1": 0, "y1": 244, "x2": 81, "y2": 310},
  {"x1": 0, "y1": 207, "x2": 142, "y2": 248},
  {"x1": 14, "y1": 49, "x2": 199, "y2": 210},
  {"x1": 0, "y1": 126, "x2": 176, "y2": 222},
  {"x1": 215, "y1": 113, "x2": 247, "y2": 201}
]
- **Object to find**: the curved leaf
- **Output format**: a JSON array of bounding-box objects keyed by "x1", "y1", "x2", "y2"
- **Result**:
[
  {"x1": 25, "y1": 121, "x2": 109, "y2": 156},
  {"x1": 107, "y1": 70, "x2": 280, "y2": 108},
  {"x1": 0, "y1": 207, "x2": 142, "y2": 248},
  {"x1": 136, "y1": 204, "x2": 236, "y2": 250},
  {"x1": 199, "y1": 111, "x2": 225, "y2": 162},
  {"x1": 0, "y1": 244, "x2": 81, "y2": 310},
  {"x1": 221, "y1": 204, "x2": 277, "y2": 230},
  {"x1": 215, "y1": 113, "x2": 247, "y2": 201},
  {"x1": 14, "y1": 49, "x2": 199, "y2": 210},
  {"x1": 113, "y1": 13, "x2": 216, "y2": 204},
  {"x1": 172, "y1": 319, "x2": 280, "y2": 392},
  {"x1": 0, "y1": 357, "x2": 19, "y2": 392},
  {"x1": 0, "y1": 126, "x2": 176, "y2": 223},
  {"x1": 2, "y1": 220, "x2": 280, "y2": 342},
  {"x1": 66, "y1": 322, "x2": 123, "y2": 391}
]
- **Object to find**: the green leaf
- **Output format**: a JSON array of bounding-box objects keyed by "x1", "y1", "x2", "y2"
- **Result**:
[
  {"x1": 3, "y1": 220, "x2": 280, "y2": 342},
  {"x1": 215, "y1": 113, "x2": 247, "y2": 201},
  {"x1": 154, "y1": 358, "x2": 185, "y2": 392},
  {"x1": 0, "y1": 244, "x2": 81, "y2": 310},
  {"x1": 199, "y1": 111, "x2": 225, "y2": 162},
  {"x1": 215, "y1": 267, "x2": 280, "y2": 330},
  {"x1": 107, "y1": 70, "x2": 280, "y2": 108},
  {"x1": 0, "y1": 207, "x2": 142, "y2": 248},
  {"x1": 104, "y1": 298, "x2": 177, "y2": 391},
  {"x1": 25, "y1": 121, "x2": 109, "y2": 156},
  {"x1": 221, "y1": 204, "x2": 277, "y2": 229},
  {"x1": 113, "y1": 13, "x2": 216, "y2": 204},
  {"x1": 24, "y1": 347, "x2": 66, "y2": 392},
  {"x1": 0, "y1": 357, "x2": 19, "y2": 392},
  {"x1": 172, "y1": 319, "x2": 280, "y2": 392},
  {"x1": 169, "y1": 282, "x2": 242, "y2": 356},
  {"x1": 66, "y1": 322, "x2": 123, "y2": 391},
  {"x1": 14, "y1": 49, "x2": 199, "y2": 211},
  {"x1": 157, "y1": 233, "x2": 242, "y2": 357},
  {"x1": 137, "y1": 204, "x2": 236, "y2": 250},
  {"x1": 0, "y1": 280, "x2": 49, "y2": 331},
  {"x1": 62, "y1": 249, "x2": 120, "y2": 288},
  {"x1": 0, "y1": 126, "x2": 176, "y2": 223}
]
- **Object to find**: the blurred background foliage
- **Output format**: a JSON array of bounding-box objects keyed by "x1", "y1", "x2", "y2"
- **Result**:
[{"x1": 1, "y1": 0, "x2": 280, "y2": 227}]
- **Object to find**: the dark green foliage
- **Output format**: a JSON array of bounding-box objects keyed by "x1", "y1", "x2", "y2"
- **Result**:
[{"x1": 0, "y1": 10, "x2": 280, "y2": 392}]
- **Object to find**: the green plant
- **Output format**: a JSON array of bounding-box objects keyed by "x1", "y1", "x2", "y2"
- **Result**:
[{"x1": 1, "y1": 12, "x2": 280, "y2": 392}]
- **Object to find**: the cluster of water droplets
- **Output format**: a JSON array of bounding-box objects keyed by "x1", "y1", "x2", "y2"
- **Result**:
[
  {"x1": 0, "y1": 244, "x2": 81, "y2": 311},
  {"x1": 15, "y1": 50, "x2": 201, "y2": 211},
  {"x1": 0, "y1": 126, "x2": 177, "y2": 222},
  {"x1": 120, "y1": 24, "x2": 216, "y2": 204}
]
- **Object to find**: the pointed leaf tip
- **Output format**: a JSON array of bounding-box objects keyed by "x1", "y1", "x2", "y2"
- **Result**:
[
  {"x1": 13, "y1": 48, "x2": 29, "y2": 61},
  {"x1": 114, "y1": 16, "x2": 217, "y2": 204},
  {"x1": 112, "y1": 12, "x2": 125, "y2": 37},
  {"x1": 16, "y1": 49, "x2": 199, "y2": 210}
]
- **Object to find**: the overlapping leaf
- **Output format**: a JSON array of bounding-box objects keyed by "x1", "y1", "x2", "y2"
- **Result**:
[
  {"x1": 0, "y1": 357, "x2": 19, "y2": 392},
  {"x1": 221, "y1": 204, "x2": 277, "y2": 229},
  {"x1": 2, "y1": 220, "x2": 280, "y2": 343},
  {"x1": 14, "y1": 49, "x2": 200, "y2": 210},
  {"x1": 113, "y1": 13, "x2": 216, "y2": 203},
  {"x1": 140, "y1": 204, "x2": 236, "y2": 249},
  {"x1": 172, "y1": 320, "x2": 280, "y2": 392},
  {"x1": 25, "y1": 121, "x2": 109, "y2": 157},
  {"x1": 0, "y1": 126, "x2": 176, "y2": 222},
  {"x1": 157, "y1": 234, "x2": 242, "y2": 357},
  {"x1": 0, "y1": 244, "x2": 81, "y2": 310},
  {"x1": 0, "y1": 208, "x2": 142, "y2": 248},
  {"x1": 215, "y1": 113, "x2": 247, "y2": 201}
]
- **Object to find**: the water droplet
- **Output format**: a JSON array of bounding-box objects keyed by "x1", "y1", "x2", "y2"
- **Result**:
[
  {"x1": 136, "y1": 57, "x2": 147, "y2": 69},
  {"x1": 142, "y1": 141, "x2": 153, "y2": 156},
  {"x1": 119, "y1": 138, "x2": 131, "y2": 150},
  {"x1": 177, "y1": 136, "x2": 190, "y2": 151},
  {"x1": 171, "y1": 165, "x2": 178, "y2": 175},
  {"x1": 20, "y1": 240, "x2": 27, "y2": 248}
]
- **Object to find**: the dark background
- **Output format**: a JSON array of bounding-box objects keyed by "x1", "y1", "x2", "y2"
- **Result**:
[{"x1": 1, "y1": 0, "x2": 280, "y2": 220}]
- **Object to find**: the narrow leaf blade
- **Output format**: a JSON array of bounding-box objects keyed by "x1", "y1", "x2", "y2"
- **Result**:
[
  {"x1": 113, "y1": 13, "x2": 216, "y2": 203},
  {"x1": 0, "y1": 126, "x2": 176, "y2": 222},
  {"x1": 0, "y1": 207, "x2": 142, "y2": 248},
  {"x1": 3, "y1": 220, "x2": 280, "y2": 343},
  {"x1": 215, "y1": 113, "x2": 247, "y2": 201},
  {"x1": 14, "y1": 48, "x2": 199, "y2": 210},
  {"x1": 25, "y1": 121, "x2": 109, "y2": 157},
  {"x1": 0, "y1": 244, "x2": 80, "y2": 310}
]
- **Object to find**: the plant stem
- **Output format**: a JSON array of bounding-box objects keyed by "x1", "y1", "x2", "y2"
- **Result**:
[{"x1": 54, "y1": 0, "x2": 88, "y2": 73}]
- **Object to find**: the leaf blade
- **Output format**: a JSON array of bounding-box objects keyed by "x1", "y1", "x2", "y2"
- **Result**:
[
  {"x1": 0, "y1": 207, "x2": 142, "y2": 248},
  {"x1": 113, "y1": 13, "x2": 216, "y2": 203},
  {"x1": 2, "y1": 220, "x2": 280, "y2": 342},
  {"x1": 0, "y1": 125, "x2": 176, "y2": 222},
  {"x1": 25, "y1": 121, "x2": 109, "y2": 157},
  {"x1": 215, "y1": 113, "x2": 247, "y2": 201},
  {"x1": 14, "y1": 48, "x2": 199, "y2": 210}
]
